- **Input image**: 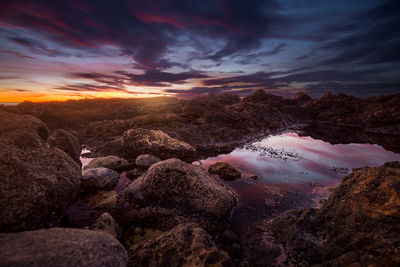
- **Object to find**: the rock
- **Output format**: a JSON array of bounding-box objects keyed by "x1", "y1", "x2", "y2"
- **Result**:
[
  {"x1": 126, "y1": 168, "x2": 146, "y2": 180},
  {"x1": 81, "y1": 167, "x2": 120, "y2": 193},
  {"x1": 85, "y1": 155, "x2": 129, "y2": 172},
  {"x1": 47, "y1": 129, "x2": 82, "y2": 166},
  {"x1": 122, "y1": 128, "x2": 195, "y2": 160},
  {"x1": 291, "y1": 91, "x2": 312, "y2": 102},
  {"x1": 135, "y1": 154, "x2": 161, "y2": 168},
  {"x1": 0, "y1": 228, "x2": 127, "y2": 266},
  {"x1": 88, "y1": 213, "x2": 122, "y2": 239},
  {"x1": 0, "y1": 110, "x2": 81, "y2": 232},
  {"x1": 257, "y1": 163, "x2": 400, "y2": 266},
  {"x1": 89, "y1": 190, "x2": 118, "y2": 209},
  {"x1": 128, "y1": 223, "x2": 231, "y2": 267},
  {"x1": 208, "y1": 162, "x2": 242, "y2": 181},
  {"x1": 119, "y1": 159, "x2": 236, "y2": 220}
]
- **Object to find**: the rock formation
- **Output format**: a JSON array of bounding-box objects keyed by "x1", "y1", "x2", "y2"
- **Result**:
[
  {"x1": 208, "y1": 162, "x2": 242, "y2": 180},
  {"x1": 0, "y1": 110, "x2": 81, "y2": 232},
  {"x1": 47, "y1": 128, "x2": 82, "y2": 166}
]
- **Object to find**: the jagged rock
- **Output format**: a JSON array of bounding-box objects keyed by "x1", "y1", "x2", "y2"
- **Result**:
[
  {"x1": 47, "y1": 129, "x2": 82, "y2": 166},
  {"x1": 119, "y1": 159, "x2": 236, "y2": 220},
  {"x1": 256, "y1": 162, "x2": 400, "y2": 266},
  {"x1": 135, "y1": 154, "x2": 161, "y2": 168},
  {"x1": 128, "y1": 223, "x2": 231, "y2": 267},
  {"x1": 208, "y1": 162, "x2": 242, "y2": 180},
  {"x1": 88, "y1": 213, "x2": 122, "y2": 239},
  {"x1": 85, "y1": 155, "x2": 129, "y2": 172},
  {"x1": 89, "y1": 190, "x2": 118, "y2": 209},
  {"x1": 0, "y1": 228, "x2": 127, "y2": 266},
  {"x1": 0, "y1": 110, "x2": 81, "y2": 232},
  {"x1": 81, "y1": 167, "x2": 120, "y2": 193},
  {"x1": 122, "y1": 128, "x2": 195, "y2": 160},
  {"x1": 291, "y1": 91, "x2": 312, "y2": 102}
]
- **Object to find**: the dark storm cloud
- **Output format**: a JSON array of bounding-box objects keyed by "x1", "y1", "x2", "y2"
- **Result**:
[{"x1": 316, "y1": 0, "x2": 400, "y2": 67}]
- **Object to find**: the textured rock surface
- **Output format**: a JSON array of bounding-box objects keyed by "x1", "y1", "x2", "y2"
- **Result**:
[
  {"x1": 135, "y1": 154, "x2": 161, "y2": 167},
  {"x1": 128, "y1": 223, "x2": 231, "y2": 267},
  {"x1": 119, "y1": 159, "x2": 236, "y2": 220},
  {"x1": 208, "y1": 162, "x2": 242, "y2": 180},
  {"x1": 88, "y1": 213, "x2": 122, "y2": 239},
  {"x1": 122, "y1": 128, "x2": 195, "y2": 160},
  {"x1": 256, "y1": 162, "x2": 400, "y2": 266},
  {"x1": 47, "y1": 128, "x2": 82, "y2": 166},
  {"x1": 0, "y1": 228, "x2": 128, "y2": 266},
  {"x1": 85, "y1": 155, "x2": 129, "y2": 172},
  {"x1": 81, "y1": 167, "x2": 120, "y2": 193},
  {"x1": 0, "y1": 110, "x2": 81, "y2": 232}
]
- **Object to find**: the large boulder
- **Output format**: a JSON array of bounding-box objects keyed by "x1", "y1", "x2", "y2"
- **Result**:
[
  {"x1": 47, "y1": 129, "x2": 82, "y2": 166},
  {"x1": 122, "y1": 128, "x2": 195, "y2": 160},
  {"x1": 119, "y1": 159, "x2": 236, "y2": 220},
  {"x1": 88, "y1": 212, "x2": 122, "y2": 239},
  {"x1": 0, "y1": 110, "x2": 81, "y2": 232},
  {"x1": 0, "y1": 228, "x2": 128, "y2": 266},
  {"x1": 81, "y1": 167, "x2": 120, "y2": 193},
  {"x1": 256, "y1": 162, "x2": 400, "y2": 266},
  {"x1": 208, "y1": 162, "x2": 241, "y2": 181},
  {"x1": 85, "y1": 155, "x2": 129, "y2": 172},
  {"x1": 135, "y1": 154, "x2": 161, "y2": 168},
  {"x1": 128, "y1": 223, "x2": 231, "y2": 267}
]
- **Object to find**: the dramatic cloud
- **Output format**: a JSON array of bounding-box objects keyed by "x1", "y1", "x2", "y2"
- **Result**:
[{"x1": 0, "y1": 0, "x2": 399, "y2": 101}]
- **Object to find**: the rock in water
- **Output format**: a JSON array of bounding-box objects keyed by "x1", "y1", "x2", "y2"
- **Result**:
[
  {"x1": 0, "y1": 228, "x2": 128, "y2": 266},
  {"x1": 119, "y1": 158, "x2": 236, "y2": 220},
  {"x1": 122, "y1": 128, "x2": 195, "y2": 160},
  {"x1": 0, "y1": 110, "x2": 81, "y2": 232},
  {"x1": 85, "y1": 155, "x2": 129, "y2": 172},
  {"x1": 208, "y1": 162, "x2": 241, "y2": 180},
  {"x1": 135, "y1": 154, "x2": 161, "y2": 168},
  {"x1": 257, "y1": 162, "x2": 400, "y2": 266},
  {"x1": 128, "y1": 223, "x2": 231, "y2": 267},
  {"x1": 81, "y1": 167, "x2": 120, "y2": 193},
  {"x1": 47, "y1": 129, "x2": 82, "y2": 166}
]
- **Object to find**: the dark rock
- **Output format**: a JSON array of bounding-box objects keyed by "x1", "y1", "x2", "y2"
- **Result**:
[
  {"x1": 128, "y1": 223, "x2": 231, "y2": 267},
  {"x1": 122, "y1": 128, "x2": 195, "y2": 160},
  {"x1": 135, "y1": 154, "x2": 161, "y2": 168},
  {"x1": 208, "y1": 162, "x2": 242, "y2": 181},
  {"x1": 256, "y1": 163, "x2": 400, "y2": 266},
  {"x1": 0, "y1": 110, "x2": 81, "y2": 232},
  {"x1": 126, "y1": 168, "x2": 146, "y2": 180},
  {"x1": 81, "y1": 167, "x2": 120, "y2": 193},
  {"x1": 119, "y1": 158, "x2": 237, "y2": 220},
  {"x1": 85, "y1": 155, "x2": 129, "y2": 172},
  {"x1": 47, "y1": 129, "x2": 82, "y2": 166},
  {"x1": 0, "y1": 228, "x2": 128, "y2": 266},
  {"x1": 384, "y1": 161, "x2": 400, "y2": 168},
  {"x1": 88, "y1": 212, "x2": 122, "y2": 239},
  {"x1": 291, "y1": 91, "x2": 312, "y2": 102}
]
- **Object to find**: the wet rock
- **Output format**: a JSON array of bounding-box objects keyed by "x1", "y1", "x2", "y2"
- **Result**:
[
  {"x1": 85, "y1": 155, "x2": 129, "y2": 172},
  {"x1": 208, "y1": 162, "x2": 242, "y2": 181},
  {"x1": 119, "y1": 159, "x2": 236, "y2": 220},
  {"x1": 135, "y1": 154, "x2": 161, "y2": 168},
  {"x1": 0, "y1": 228, "x2": 127, "y2": 266},
  {"x1": 257, "y1": 163, "x2": 400, "y2": 266},
  {"x1": 88, "y1": 212, "x2": 122, "y2": 239},
  {"x1": 122, "y1": 128, "x2": 195, "y2": 160},
  {"x1": 128, "y1": 223, "x2": 231, "y2": 267},
  {"x1": 81, "y1": 167, "x2": 120, "y2": 193},
  {"x1": 47, "y1": 129, "x2": 82, "y2": 166},
  {"x1": 0, "y1": 110, "x2": 81, "y2": 232}
]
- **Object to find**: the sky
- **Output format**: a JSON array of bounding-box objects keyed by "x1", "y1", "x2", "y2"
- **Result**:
[{"x1": 0, "y1": 0, "x2": 399, "y2": 102}]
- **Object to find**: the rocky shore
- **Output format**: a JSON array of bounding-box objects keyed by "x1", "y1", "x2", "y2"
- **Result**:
[{"x1": 1, "y1": 91, "x2": 400, "y2": 266}]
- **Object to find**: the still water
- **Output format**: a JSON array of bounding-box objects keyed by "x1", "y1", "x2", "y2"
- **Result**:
[{"x1": 198, "y1": 132, "x2": 400, "y2": 227}]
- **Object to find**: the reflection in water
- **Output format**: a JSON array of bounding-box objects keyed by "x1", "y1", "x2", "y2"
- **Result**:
[{"x1": 199, "y1": 132, "x2": 400, "y2": 228}]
